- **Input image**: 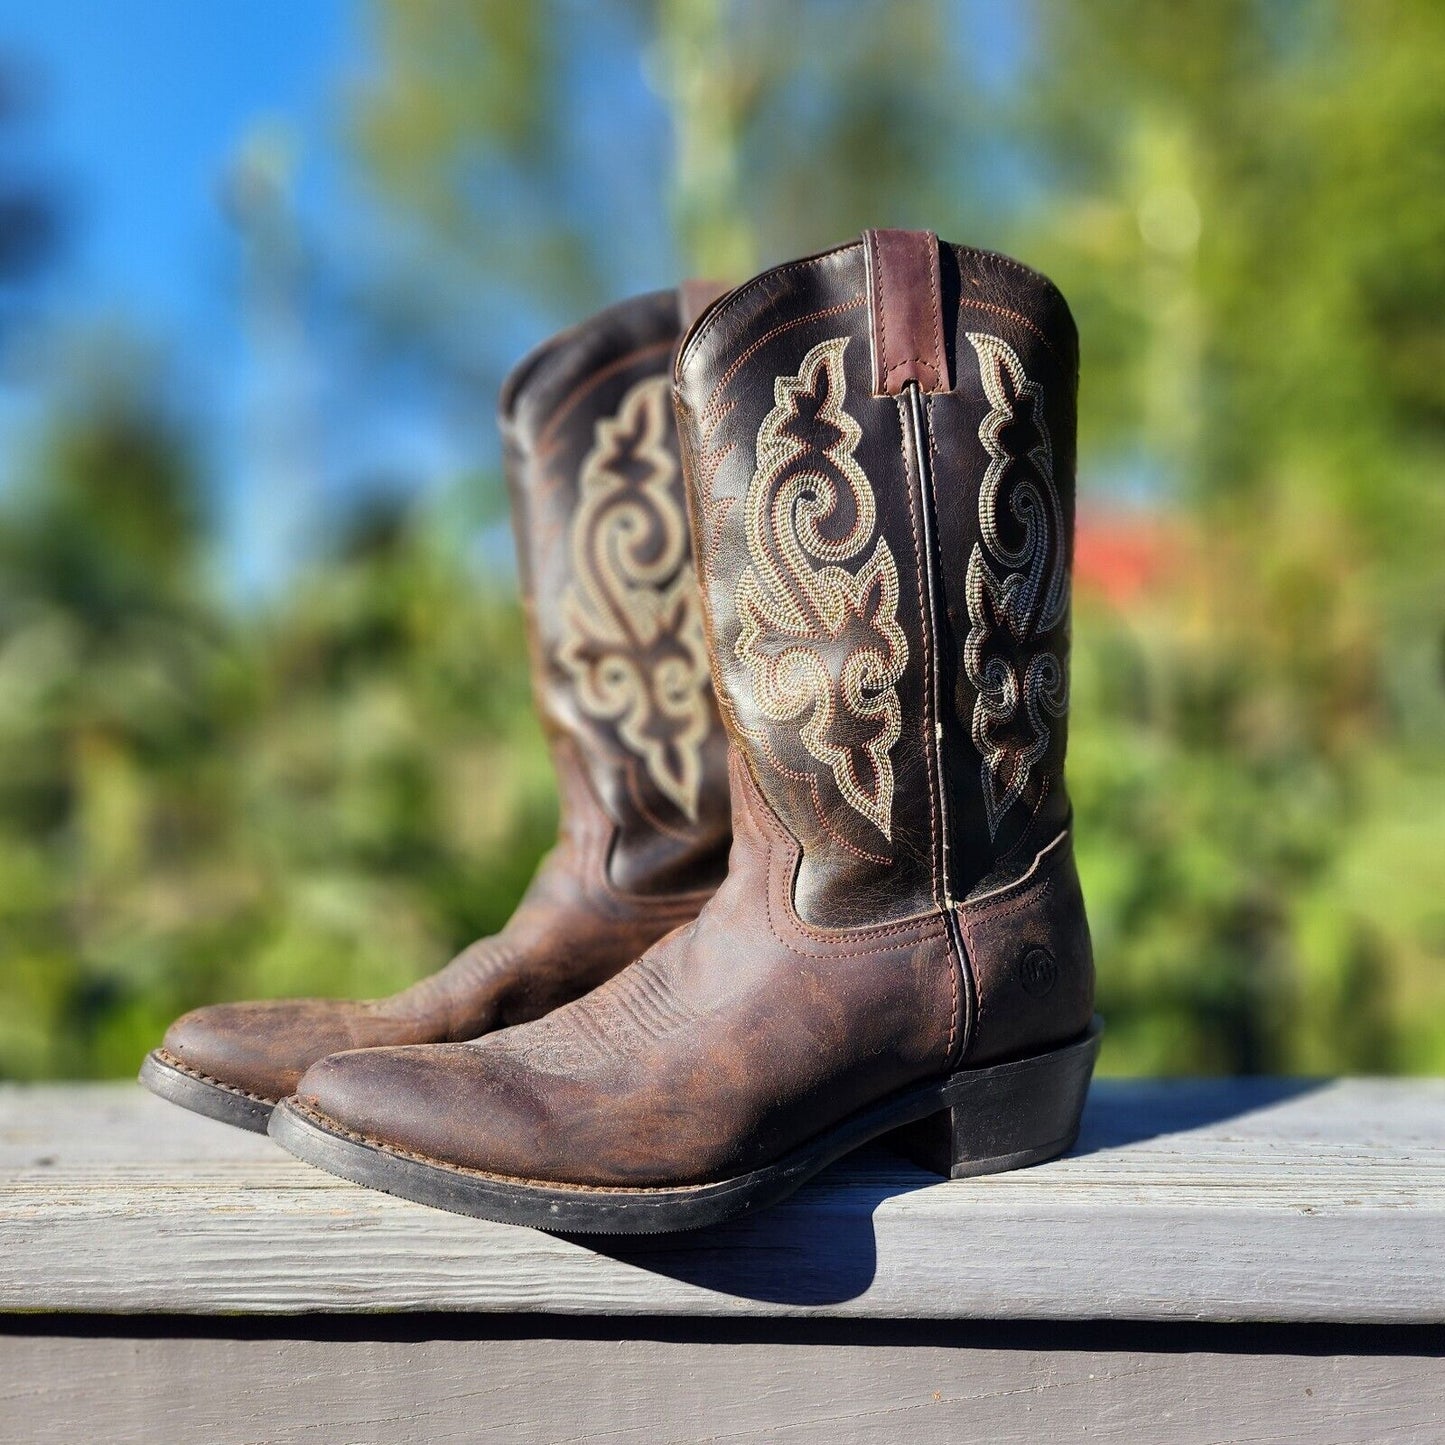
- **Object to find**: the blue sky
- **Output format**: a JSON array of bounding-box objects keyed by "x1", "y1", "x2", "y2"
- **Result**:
[
  {"x1": 0, "y1": 2, "x2": 366, "y2": 591},
  {"x1": 0, "y1": 1, "x2": 1042, "y2": 592},
  {"x1": 0, "y1": 1, "x2": 693, "y2": 595},
  {"x1": 0, "y1": 2, "x2": 358, "y2": 372}
]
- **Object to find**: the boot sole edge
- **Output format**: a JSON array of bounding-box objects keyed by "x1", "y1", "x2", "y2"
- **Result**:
[
  {"x1": 138, "y1": 1050, "x2": 277, "y2": 1134},
  {"x1": 266, "y1": 1018, "x2": 1103, "y2": 1234}
]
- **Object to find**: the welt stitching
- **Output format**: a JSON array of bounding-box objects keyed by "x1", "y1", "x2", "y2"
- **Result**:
[
  {"x1": 156, "y1": 1050, "x2": 279, "y2": 1106},
  {"x1": 289, "y1": 1100, "x2": 717, "y2": 1197}
]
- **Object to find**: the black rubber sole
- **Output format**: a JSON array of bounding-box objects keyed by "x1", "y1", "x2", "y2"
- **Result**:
[
  {"x1": 267, "y1": 1018, "x2": 1103, "y2": 1234},
  {"x1": 138, "y1": 1049, "x2": 277, "y2": 1134}
]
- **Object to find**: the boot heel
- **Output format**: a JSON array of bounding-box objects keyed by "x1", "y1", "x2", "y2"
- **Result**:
[{"x1": 886, "y1": 1018, "x2": 1103, "y2": 1179}]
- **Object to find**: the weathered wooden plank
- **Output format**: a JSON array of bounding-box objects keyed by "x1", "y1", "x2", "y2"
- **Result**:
[
  {"x1": 3, "y1": 1329, "x2": 1443, "y2": 1444},
  {"x1": 2, "y1": 1079, "x2": 1444, "y2": 1321}
]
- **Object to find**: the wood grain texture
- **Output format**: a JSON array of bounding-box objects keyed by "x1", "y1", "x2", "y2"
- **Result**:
[
  {"x1": 3, "y1": 1332, "x2": 1443, "y2": 1445},
  {"x1": 3, "y1": 1079, "x2": 1444, "y2": 1322}
]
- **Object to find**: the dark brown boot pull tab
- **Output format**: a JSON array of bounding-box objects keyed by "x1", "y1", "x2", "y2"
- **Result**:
[{"x1": 863, "y1": 228, "x2": 951, "y2": 397}]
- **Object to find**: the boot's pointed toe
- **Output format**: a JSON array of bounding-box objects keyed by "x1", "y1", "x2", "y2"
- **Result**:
[
  {"x1": 297, "y1": 1039, "x2": 586, "y2": 1176},
  {"x1": 142, "y1": 998, "x2": 375, "y2": 1132},
  {"x1": 163, "y1": 999, "x2": 374, "y2": 1100}
]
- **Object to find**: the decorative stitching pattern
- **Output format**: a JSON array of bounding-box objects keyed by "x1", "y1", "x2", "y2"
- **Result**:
[
  {"x1": 733, "y1": 337, "x2": 909, "y2": 841},
  {"x1": 535, "y1": 339, "x2": 675, "y2": 459},
  {"x1": 558, "y1": 375, "x2": 712, "y2": 821},
  {"x1": 959, "y1": 298, "x2": 1065, "y2": 371},
  {"x1": 964, "y1": 333, "x2": 1069, "y2": 838},
  {"x1": 735, "y1": 755, "x2": 945, "y2": 953},
  {"x1": 700, "y1": 295, "x2": 868, "y2": 438}
]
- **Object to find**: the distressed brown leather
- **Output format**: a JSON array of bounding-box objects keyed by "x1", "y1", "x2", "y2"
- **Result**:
[
  {"x1": 294, "y1": 233, "x2": 1093, "y2": 1179},
  {"x1": 296, "y1": 749, "x2": 956, "y2": 1183},
  {"x1": 157, "y1": 290, "x2": 731, "y2": 1104}
]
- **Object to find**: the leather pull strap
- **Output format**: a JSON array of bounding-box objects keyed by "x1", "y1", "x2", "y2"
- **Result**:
[
  {"x1": 679, "y1": 278, "x2": 731, "y2": 331},
  {"x1": 863, "y1": 229, "x2": 950, "y2": 396}
]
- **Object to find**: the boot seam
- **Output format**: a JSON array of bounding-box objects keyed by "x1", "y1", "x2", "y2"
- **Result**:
[
  {"x1": 896, "y1": 392, "x2": 944, "y2": 916},
  {"x1": 910, "y1": 387, "x2": 974, "y2": 1068},
  {"x1": 898, "y1": 387, "x2": 959, "y2": 1066}
]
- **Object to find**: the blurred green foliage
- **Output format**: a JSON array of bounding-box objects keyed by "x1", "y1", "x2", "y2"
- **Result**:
[
  {"x1": 1, "y1": 0, "x2": 1442, "y2": 1077},
  {"x1": 0, "y1": 354, "x2": 556, "y2": 1077}
]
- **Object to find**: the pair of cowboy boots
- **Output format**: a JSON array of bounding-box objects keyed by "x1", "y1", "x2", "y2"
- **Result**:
[{"x1": 142, "y1": 230, "x2": 1099, "y2": 1233}]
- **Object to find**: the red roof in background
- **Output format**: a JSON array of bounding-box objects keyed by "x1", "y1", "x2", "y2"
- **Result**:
[{"x1": 1074, "y1": 508, "x2": 1192, "y2": 607}]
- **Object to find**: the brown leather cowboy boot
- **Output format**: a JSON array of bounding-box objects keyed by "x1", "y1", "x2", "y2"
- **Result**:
[
  {"x1": 140, "y1": 287, "x2": 732, "y2": 1131},
  {"x1": 269, "y1": 231, "x2": 1100, "y2": 1228}
]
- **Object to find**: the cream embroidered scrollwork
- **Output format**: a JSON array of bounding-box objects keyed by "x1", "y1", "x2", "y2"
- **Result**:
[
  {"x1": 558, "y1": 375, "x2": 711, "y2": 821},
  {"x1": 964, "y1": 332, "x2": 1068, "y2": 838},
  {"x1": 734, "y1": 336, "x2": 909, "y2": 842}
]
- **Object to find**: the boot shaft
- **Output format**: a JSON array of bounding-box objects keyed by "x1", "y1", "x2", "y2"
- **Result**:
[
  {"x1": 501, "y1": 290, "x2": 731, "y2": 897},
  {"x1": 673, "y1": 232, "x2": 1079, "y2": 929}
]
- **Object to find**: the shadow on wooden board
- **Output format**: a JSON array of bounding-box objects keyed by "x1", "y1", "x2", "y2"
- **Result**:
[
  {"x1": 1072, "y1": 1076, "x2": 1327, "y2": 1157},
  {"x1": 573, "y1": 1077, "x2": 1328, "y2": 1307}
]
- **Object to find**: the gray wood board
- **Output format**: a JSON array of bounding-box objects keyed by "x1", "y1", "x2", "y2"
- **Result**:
[
  {"x1": 4, "y1": 1332, "x2": 1443, "y2": 1445},
  {"x1": 2, "y1": 1079, "x2": 1443, "y2": 1322}
]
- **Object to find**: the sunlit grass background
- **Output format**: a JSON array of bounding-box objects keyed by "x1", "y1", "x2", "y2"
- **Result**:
[{"x1": 0, "y1": 0, "x2": 1441, "y2": 1078}]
